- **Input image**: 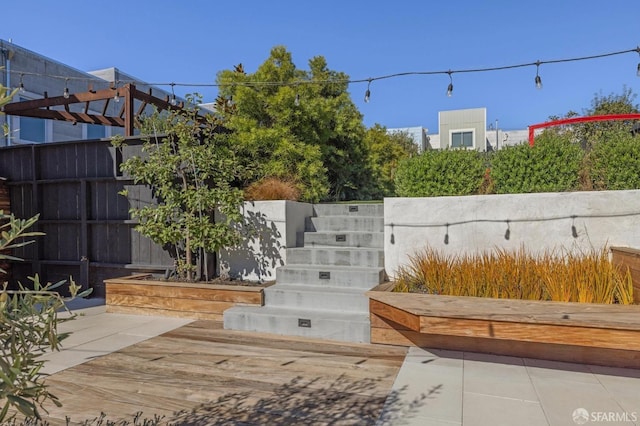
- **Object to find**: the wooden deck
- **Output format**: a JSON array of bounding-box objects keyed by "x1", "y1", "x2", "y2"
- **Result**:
[
  {"x1": 38, "y1": 321, "x2": 408, "y2": 425},
  {"x1": 369, "y1": 291, "x2": 640, "y2": 369}
]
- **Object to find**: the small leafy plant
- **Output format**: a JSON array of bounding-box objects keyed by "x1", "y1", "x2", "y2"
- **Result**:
[{"x1": 0, "y1": 211, "x2": 91, "y2": 422}]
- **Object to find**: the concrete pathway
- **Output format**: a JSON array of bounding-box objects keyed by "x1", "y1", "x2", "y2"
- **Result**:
[
  {"x1": 378, "y1": 346, "x2": 640, "y2": 426},
  {"x1": 42, "y1": 303, "x2": 640, "y2": 425},
  {"x1": 40, "y1": 302, "x2": 192, "y2": 375}
]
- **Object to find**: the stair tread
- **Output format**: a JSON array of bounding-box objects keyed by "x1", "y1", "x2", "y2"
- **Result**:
[
  {"x1": 227, "y1": 305, "x2": 370, "y2": 320},
  {"x1": 266, "y1": 283, "x2": 372, "y2": 294},
  {"x1": 280, "y1": 264, "x2": 384, "y2": 272}
]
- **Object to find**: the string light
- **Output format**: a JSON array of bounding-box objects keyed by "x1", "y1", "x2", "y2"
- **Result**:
[
  {"x1": 446, "y1": 71, "x2": 453, "y2": 97},
  {"x1": 504, "y1": 220, "x2": 511, "y2": 240},
  {"x1": 3, "y1": 46, "x2": 638, "y2": 101},
  {"x1": 636, "y1": 47, "x2": 640, "y2": 77},
  {"x1": 364, "y1": 79, "x2": 371, "y2": 103},
  {"x1": 170, "y1": 83, "x2": 177, "y2": 106},
  {"x1": 19, "y1": 73, "x2": 24, "y2": 93},
  {"x1": 113, "y1": 81, "x2": 120, "y2": 103},
  {"x1": 63, "y1": 78, "x2": 69, "y2": 99},
  {"x1": 294, "y1": 92, "x2": 300, "y2": 106},
  {"x1": 534, "y1": 61, "x2": 543, "y2": 90}
]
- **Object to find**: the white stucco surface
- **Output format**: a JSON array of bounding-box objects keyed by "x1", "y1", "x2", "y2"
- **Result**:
[
  {"x1": 218, "y1": 200, "x2": 312, "y2": 281},
  {"x1": 384, "y1": 190, "x2": 640, "y2": 279}
]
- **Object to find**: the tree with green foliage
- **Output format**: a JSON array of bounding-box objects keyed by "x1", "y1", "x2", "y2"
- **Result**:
[
  {"x1": 216, "y1": 46, "x2": 374, "y2": 202},
  {"x1": 113, "y1": 96, "x2": 247, "y2": 281},
  {"x1": 0, "y1": 212, "x2": 90, "y2": 422},
  {"x1": 364, "y1": 125, "x2": 418, "y2": 198},
  {"x1": 394, "y1": 149, "x2": 485, "y2": 197}
]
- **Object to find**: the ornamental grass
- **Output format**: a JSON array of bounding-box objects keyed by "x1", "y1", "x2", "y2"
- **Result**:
[{"x1": 393, "y1": 247, "x2": 633, "y2": 304}]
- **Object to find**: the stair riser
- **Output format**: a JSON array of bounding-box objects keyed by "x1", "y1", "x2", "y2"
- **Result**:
[
  {"x1": 303, "y1": 232, "x2": 384, "y2": 249},
  {"x1": 313, "y1": 204, "x2": 383, "y2": 217},
  {"x1": 224, "y1": 309, "x2": 371, "y2": 343},
  {"x1": 264, "y1": 288, "x2": 370, "y2": 312},
  {"x1": 276, "y1": 268, "x2": 385, "y2": 288},
  {"x1": 286, "y1": 248, "x2": 384, "y2": 268},
  {"x1": 305, "y1": 216, "x2": 384, "y2": 233}
]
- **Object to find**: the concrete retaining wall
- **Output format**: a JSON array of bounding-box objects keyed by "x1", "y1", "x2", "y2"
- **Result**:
[
  {"x1": 218, "y1": 200, "x2": 313, "y2": 282},
  {"x1": 384, "y1": 190, "x2": 640, "y2": 279}
]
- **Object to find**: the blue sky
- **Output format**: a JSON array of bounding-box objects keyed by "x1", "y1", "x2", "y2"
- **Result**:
[{"x1": 2, "y1": 0, "x2": 639, "y2": 133}]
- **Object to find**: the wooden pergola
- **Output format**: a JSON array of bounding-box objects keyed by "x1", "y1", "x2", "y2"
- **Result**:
[{"x1": 1, "y1": 83, "x2": 198, "y2": 136}]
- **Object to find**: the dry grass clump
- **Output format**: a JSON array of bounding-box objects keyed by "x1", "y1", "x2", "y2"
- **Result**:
[
  {"x1": 244, "y1": 177, "x2": 301, "y2": 201},
  {"x1": 394, "y1": 247, "x2": 633, "y2": 304}
]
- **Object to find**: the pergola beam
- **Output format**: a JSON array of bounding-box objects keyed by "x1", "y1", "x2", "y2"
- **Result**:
[{"x1": 1, "y1": 83, "x2": 210, "y2": 137}]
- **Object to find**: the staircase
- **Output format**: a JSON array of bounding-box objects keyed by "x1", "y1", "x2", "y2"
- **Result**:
[{"x1": 223, "y1": 203, "x2": 385, "y2": 343}]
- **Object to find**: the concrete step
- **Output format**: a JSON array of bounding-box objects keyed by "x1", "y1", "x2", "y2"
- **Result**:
[
  {"x1": 303, "y1": 231, "x2": 384, "y2": 249},
  {"x1": 223, "y1": 305, "x2": 371, "y2": 343},
  {"x1": 305, "y1": 216, "x2": 384, "y2": 233},
  {"x1": 276, "y1": 264, "x2": 385, "y2": 288},
  {"x1": 286, "y1": 247, "x2": 384, "y2": 268},
  {"x1": 264, "y1": 284, "x2": 370, "y2": 313},
  {"x1": 313, "y1": 203, "x2": 383, "y2": 217}
]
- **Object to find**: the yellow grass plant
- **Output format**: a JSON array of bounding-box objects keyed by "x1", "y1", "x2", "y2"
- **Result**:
[{"x1": 393, "y1": 246, "x2": 633, "y2": 304}]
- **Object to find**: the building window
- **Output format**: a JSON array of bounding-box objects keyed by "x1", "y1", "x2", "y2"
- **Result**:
[
  {"x1": 19, "y1": 116, "x2": 46, "y2": 143},
  {"x1": 86, "y1": 124, "x2": 106, "y2": 139},
  {"x1": 451, "y1": 130, "x2": 474, "y2": 148}
]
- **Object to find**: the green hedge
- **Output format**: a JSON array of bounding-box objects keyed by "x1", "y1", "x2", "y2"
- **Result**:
[
  {"x1": 393, "y1": 132, "x2": 640, "y2": 197},
  {"x1": 590, "y1": 130, "x2": 640, "y2": 190},
  {"x1": 490, "y1": 133, "x2": 583, "y2": 194},
  {"x1": 394, "y1": 149, "x2": 485, "y2": 197}
]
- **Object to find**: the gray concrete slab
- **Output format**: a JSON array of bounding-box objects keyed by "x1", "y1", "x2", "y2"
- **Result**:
[
  {"x1": 380, "y1": 347, "x2": 640, "y2": 426},
  {"x1": 40, "y1": 304, "x2": 192, "y2": 375}
]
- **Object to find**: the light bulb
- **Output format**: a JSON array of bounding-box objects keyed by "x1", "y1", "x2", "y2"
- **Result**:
[
  {"x1": 294, "y1": 93, "x2": 300, "y2": 106},
  {"x1": 170, "y1": 95, "x2": 177, "y2": 106},
  {"x1": 447, "y1": 83, "x2": 453, "y2": 97},
  {"x1": 364, "y1": 79, "x2": 372, "y2": 103},
  {"x1": 637, "y1": 63, "x2": 640, "y2": 77},
  {"x1": 63, "y1": 87, "x2": 69, "y2": 99},
  {"x1": 114, "y1": 91, "x2": 120, "y2": 102},
  {"x1": 534, "y1": 62, "x2": 543, "y2": 89},
  {"x1": 535, "y1": 75, "x2": 543, "y2": 90}
]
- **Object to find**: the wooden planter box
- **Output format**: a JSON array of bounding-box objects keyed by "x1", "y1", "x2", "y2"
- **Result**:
[
  {"x1": 611, "y1": 246, "x2": 640, "y2": 304},
  {"x1": 368, "y1": 283, "x2": 640, "y2": 369},
  {"x1": 105, "y1": 274, "x2": 270, "y2": 320}
]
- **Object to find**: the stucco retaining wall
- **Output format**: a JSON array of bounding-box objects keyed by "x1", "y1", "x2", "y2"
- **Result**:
[{"x1": 384, "y1": 190, "x2": 640, "y2": 279}]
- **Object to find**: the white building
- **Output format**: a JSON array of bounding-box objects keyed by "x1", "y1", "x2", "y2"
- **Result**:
[{"x1": 389, "y1": 108, "x2": 529, "y2": 152}]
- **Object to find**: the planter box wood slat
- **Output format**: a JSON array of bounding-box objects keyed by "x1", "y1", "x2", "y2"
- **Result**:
[
  {"x1": 368, "y1": 290, "x2": 640, "y2": 369},
  {"x1": 105, "y1": 274, "x2": 267, "y2": 320}
]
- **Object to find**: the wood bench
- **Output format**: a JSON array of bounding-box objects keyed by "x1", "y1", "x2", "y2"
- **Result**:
[{"x1": 368, "y1": 290, "x2": 640, "y2": 369}]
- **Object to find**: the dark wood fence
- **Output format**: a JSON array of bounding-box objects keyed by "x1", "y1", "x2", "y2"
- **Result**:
[{"x1": 0, "y1": 138, "x2": 172, "y2": 297}]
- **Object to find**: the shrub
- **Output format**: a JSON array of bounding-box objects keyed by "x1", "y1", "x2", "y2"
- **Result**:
[
  {"x1": 244, "y1": 177, "x2": 301, "y2": 201},
  {"x1": 589, "y1": 130, "x2": 640, "y2": 190},
  {"x1": 393, "y1": 246, "x2": 633, "y2": 304},
  {"x1": 490, "y1": 134, "x2": 583, "y2": 194},
  {"x1": 394, "y1": 149, "x2": 485, "y2": 197}
]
